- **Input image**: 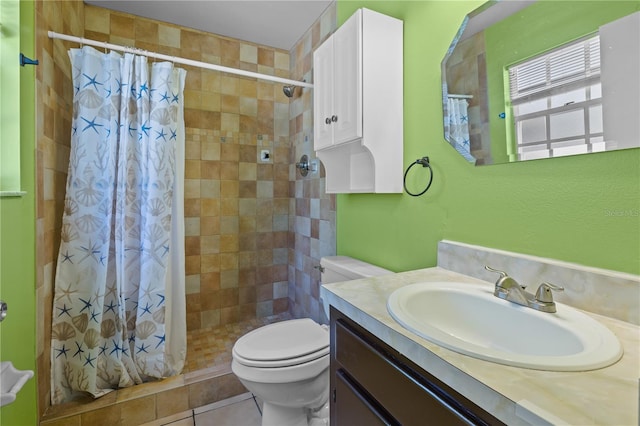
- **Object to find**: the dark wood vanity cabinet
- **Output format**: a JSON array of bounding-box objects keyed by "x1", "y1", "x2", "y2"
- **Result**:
[{"x1": 330, "y1": 307, "x2": 505, "y2": 426}]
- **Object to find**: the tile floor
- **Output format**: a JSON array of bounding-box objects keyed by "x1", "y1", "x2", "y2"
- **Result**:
[{"x1": 146, "y1": 392, "x2": 262, "y2": 426}]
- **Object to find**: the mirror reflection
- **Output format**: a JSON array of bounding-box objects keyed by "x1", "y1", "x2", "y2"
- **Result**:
[{"x1": 442, "y1": 1, "x2": 640, "y2": 165}]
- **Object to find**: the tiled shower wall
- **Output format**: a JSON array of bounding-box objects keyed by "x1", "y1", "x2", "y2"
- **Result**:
[
  {"x1": 35, "y1": 1, "x2": 83, "y2": 417},
  {"x1": 288, "y1": 5, "x2": 337, "y2": 324}
]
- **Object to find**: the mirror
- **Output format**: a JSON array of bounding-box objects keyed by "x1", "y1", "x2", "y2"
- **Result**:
[{"x1": 442, "y1": 1, "x2": 640, "y2": 165}]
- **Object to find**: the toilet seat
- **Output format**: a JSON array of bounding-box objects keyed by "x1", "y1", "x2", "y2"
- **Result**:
[{"x1": 233, "y1": 319, "x2": 329, "y2": 368}]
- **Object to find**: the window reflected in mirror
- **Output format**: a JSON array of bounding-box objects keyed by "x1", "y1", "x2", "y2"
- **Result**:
[
  {"x1": 441, "y1": 1, "x2": 640, "y2": 165},
  {"x1": 509, "y1": 35, "x2": 603, "y2": 160}
]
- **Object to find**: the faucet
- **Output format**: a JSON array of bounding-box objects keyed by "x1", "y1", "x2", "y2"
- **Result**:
[{"x1": 484, "y1": 266, "x2": 564, "y2": 313}]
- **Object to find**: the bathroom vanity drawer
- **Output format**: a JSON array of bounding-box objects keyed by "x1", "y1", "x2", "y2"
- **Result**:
[
  {"x1": 330, "y1": 307, "x2": 504, "y2": 426},
  {"x1": 334, "y1": 369, "x2": 390, "y2": 425}
]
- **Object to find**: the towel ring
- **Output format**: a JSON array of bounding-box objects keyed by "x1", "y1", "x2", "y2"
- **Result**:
[{"x1": 403, "y1": 156, "x2": 433, "y2": 197}]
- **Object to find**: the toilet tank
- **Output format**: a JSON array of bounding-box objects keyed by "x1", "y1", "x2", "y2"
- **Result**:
[
  {"x1": 320, "y1": 256, "x2": 393, "y2": 284},
  {"x1": 320, "y1": 256, "x2": 393, "y2": 322}
]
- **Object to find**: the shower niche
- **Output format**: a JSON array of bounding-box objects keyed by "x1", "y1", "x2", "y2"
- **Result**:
[{"x1": 313, "y1": 8, "x2": 403, "y2": 193}]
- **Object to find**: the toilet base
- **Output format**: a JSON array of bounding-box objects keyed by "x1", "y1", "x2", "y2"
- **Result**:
[
  {"x1": 262, "y1": 402, "x2": 307, "y2": 426},
  {"x1": 261, "y1": 401, "x2": 330, "y2": 426}
]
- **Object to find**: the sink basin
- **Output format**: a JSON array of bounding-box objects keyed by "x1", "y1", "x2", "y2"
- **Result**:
[
  {"x1": 1, "y1": 362, "x2": 34, "y2": 407},
  {"x1": 387, "y1": 282, "x2": 623, "y2": 371}
]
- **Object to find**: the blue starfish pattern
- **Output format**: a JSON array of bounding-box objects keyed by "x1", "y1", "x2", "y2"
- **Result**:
[
  {"x1": 55, "y1": 344, "x2": 69, "y2": 359},
  {"x1": 154, "y1": 334, "x2": 166, "y2": 349},
  {"x1": 104, "y1": 300, "x2": 117, "y2": 314},
  {"x1": 90, "y1": 309, "x2": 100, "y2": 324},
  {"x1": 136, "y1": 343, "x2": 149, "y2": 354},
  {"x1": 56, "y1": 303, "x2": 72, "y2": 317},
  {"x1": 141, "y1": 121, "x2": 152, "y2": 137},
  {"x1": 82, "y1": 73, "x2": 103, "y2": 90},
  {"x1": 139, "y1": 81, "x2": 149, "y2": 96},
  {"x1": 116, "y1": 78, "x2": 127, "y2": 94},
  {"x1": 155, "y1": 128, "x2": 167, "y2": 141},
  {"x1": 61, "y1": 250, "x2": 74, "y2": 264},
  {"x1": 160, "y1": 91, "x2": 170, "y2": 103},
  {"x1": 140, "y1": 302, "x2": 152, "y2": 316},
  {"x1": 79, "y1": 297, "x2": 92, "y2": 313},
  {"x1": 98, "y1": 344, "x2": 108, "y2": 356},
  {"x1": 110, "y1": 340, "x2": 122, "y2": 356},
  {"x1": 73, "y1": 341, "x2": 85, "y2": 358},
  {"x1": 80, "y1": 116, "x2": 103, "y2": 134},
  {"x1": 83, "y1": 352, "x2": 97, "y2": 367}
]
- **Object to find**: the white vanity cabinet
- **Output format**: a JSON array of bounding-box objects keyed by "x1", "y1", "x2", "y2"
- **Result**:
[
  {"x1": 313, "y1": 12, "x2": 362, "y2": 150},
  {"x1": 313, "y1": 8, "x2": 403, "y2": 193}
]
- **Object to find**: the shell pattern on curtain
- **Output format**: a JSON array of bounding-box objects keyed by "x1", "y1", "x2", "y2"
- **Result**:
[{"x1": 51, "y1": 46, "x2": 186, "y2": 404}]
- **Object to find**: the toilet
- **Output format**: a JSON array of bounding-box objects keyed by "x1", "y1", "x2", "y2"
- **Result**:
[{"x1": 231, "y1": 256, "x2": 393, "y2": 426}]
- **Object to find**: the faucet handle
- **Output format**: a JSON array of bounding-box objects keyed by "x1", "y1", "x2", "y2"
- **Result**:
[
  {"x1": 484, "y1": 265, "x2": 523, "y2": 290},
  {"x1": 535, "y1": 282, "x2": 564, "y2": 303},
  {"x1": 484, "y1": 265, "x2": 507, "y2": 278}
]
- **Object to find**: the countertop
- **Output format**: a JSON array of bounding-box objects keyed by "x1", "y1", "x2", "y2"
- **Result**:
[{"x1": 320, "y1": 267, "x2": 640, "y2": 426}]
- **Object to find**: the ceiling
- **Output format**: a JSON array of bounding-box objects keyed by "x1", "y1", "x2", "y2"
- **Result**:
[{"x1": 85, "y1": 0, "x2": 334, "y2": 51}]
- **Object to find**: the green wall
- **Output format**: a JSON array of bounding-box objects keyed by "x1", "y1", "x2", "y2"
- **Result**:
[
  {"x1": 336, "y1": 1, "x2": 640, "y2": 275},
  {"x1": 484, "y1": 1, "x2": 640, "y2": 159},
  {"x1": 0, "y1": 1, "x2": 37, "y2": 425}
]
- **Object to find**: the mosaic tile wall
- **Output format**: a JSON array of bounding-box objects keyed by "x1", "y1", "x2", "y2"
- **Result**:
[
  {"x1": 35, "y1": 0, "x2": 84, "y2": 417},
  {"x1": 288, "y1": 4, "x2": 337, "y2": 324}
]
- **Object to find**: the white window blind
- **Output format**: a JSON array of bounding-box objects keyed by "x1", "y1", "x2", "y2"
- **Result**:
[
  {"x1": 509, "y1": 35, "x2": 601, "y2": 103},
  {"x1": 507, "y1": 34, "x2": 604, "y2": 161}
]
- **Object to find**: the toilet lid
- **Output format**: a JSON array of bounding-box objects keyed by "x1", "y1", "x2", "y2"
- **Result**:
[{"x1": 233, "y1": 319, "x2": 329, "y2": 365}]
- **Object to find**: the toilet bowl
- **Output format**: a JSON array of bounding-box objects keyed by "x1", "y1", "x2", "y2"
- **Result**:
[
  {"x1": 231, "y1": 256, "x2": 393, "y2": 426},
  {"x1": 231, "y1": 318, "x2": 330, "y2": 426}
]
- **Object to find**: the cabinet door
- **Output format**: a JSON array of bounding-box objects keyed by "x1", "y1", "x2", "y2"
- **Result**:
[
  {"x1": 332, "y1": 10, "x2": 362, "y2": 145},
  {"x1": 335, "y1": 370, "x2": 394, "y2": 425},
  {"x1": 313, "y1": 37, "x2": 335, "y2": 151}
]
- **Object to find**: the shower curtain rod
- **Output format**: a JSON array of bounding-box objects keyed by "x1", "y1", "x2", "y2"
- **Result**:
[
  {"x1": 448, "y1": 94, "x2": 473, "y2": 99},
  {"x1": 48, "y1": 31, "x2": 314, "y2": 89}
]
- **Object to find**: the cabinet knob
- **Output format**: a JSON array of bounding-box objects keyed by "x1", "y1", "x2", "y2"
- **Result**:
[
  {"x1": 325, "y1": 117, "x2": 332, "y2": 125},
  {"x1": 331, "y1": 115, "x2": 338, "y2": 123}
]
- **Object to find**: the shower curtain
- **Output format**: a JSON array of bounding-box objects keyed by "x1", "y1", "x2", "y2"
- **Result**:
[
  {"x1": 446, "y1": 97, "x2": 474, "y2": 162},
  {"x1": 51, "y1": 46, "x2": 187, "y2": 404}
]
